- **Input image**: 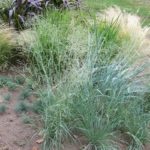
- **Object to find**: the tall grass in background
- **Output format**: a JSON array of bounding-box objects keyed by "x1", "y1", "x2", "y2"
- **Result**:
[
  {"x1": 24, "y1": 9, "x2": 150, "y2": 150},
  {"x1": 85, "y1": 0, "x2": 150, "y2": 26},
  {"x1": 0, "y1": 23, "x2": 27, "y2": 69},
  {"x1": 27, "y1": 10, "x2": 131, "y2": 82},
  {"x1": 0, "y1": 0, "x2": 12, "y2": 23},
  {"x1": 27, "y1": 11, "x2": 73, "y2": 84},
  {"x1": 0, "y1": 24, "x2": 17, "y2": 68},
  {"x1": 26, "y1": 10, "x2": 92, "y2": 84},
  {"x1": 0, "y1": 0, "x2": 11, "y2": 9},
  {"x1": 91, "y1": 20, "x2": 131, "y2": 65}
]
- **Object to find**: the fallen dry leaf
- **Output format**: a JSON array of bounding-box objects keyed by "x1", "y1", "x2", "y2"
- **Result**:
[{"x1": 36, "y1": 138, "x2": 44, "y2": 144}]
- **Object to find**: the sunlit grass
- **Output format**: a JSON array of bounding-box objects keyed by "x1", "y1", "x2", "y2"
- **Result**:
[{"x1": 85, "y1": 0, "x2": 150, "y2": 25}]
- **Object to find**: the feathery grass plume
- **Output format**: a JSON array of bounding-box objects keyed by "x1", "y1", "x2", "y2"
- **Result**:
[
  {"x1": 97, "y1": 6, "x2": 149, "y2": 45},
  {"x1": 15, "y1": 101, "x2": 31, "y2": 113},
  {"x1": 139, "y1": 29, "x2": 150, "y2": 57},
  {"x1": 96, "y1": 6, "x2": 150, "y2": 56},
  {"x1": 17, "y1": 29, "x2": 36, "y2": 50}
]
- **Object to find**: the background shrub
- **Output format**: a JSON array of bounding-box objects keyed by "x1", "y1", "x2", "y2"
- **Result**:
[{"x1": 0, "y1": 0, "x2": 80, "y2": 29}]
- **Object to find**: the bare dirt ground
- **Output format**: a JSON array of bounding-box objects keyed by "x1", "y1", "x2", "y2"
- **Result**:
[
  {"x1": 0, "y1": 75, "x2": 80, "y2": 150},
  {"x1": 0, "y1": 87, "x2": 40, "y2": 150}
]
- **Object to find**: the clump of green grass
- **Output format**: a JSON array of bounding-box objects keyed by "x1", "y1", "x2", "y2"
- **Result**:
[
  {"x1": 0, "y1": 104, "x2": 7, "y2": 114},
  {"x1": 15, "y1": 76, "x2": 25, "y2": 85},
  {"x1": 21, "y1": 113, "x2": 32, "y2": 124},
  {"x1": 0, "y1": 76, "x2": 11, "y2": 87},
  {"x1": 19, "y1": 88, "x2": 32, "y2": 100},
  {"x1": 31, "y1": 99, "x2": 43, "y2": 114},
  {"x1": 91, "y1": 21, "x2": 130, "y2": 64},
  {"x1": 14, "y1": 101, "x2": 30, "y2": 113},
  {"x1": 7, "y1": 81, "x2": 17, "y2": 91},
  {"x1": 0, "y1": 76, "x2": 18, "y2": 90},
  {"x1": 3, "y1": 93, "x2": 11, "y2": 101}
]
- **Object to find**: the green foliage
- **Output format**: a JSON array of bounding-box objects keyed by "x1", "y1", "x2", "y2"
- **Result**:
[
  {"x1": 0, "y1": 76, "x2": 10, "y2": 87},
  {"x1": 0, "y1": 104, "x2": 7, "y2": 113},
  {"x1": 0, "y1": 76, "x2": 18, "y2": 90},
  {"x1": 85, "y1": 0, "x2": 150, "y2": 25},
  {"x1": 0, "y1": 0, "x2": 80, "y2": 29},
  {"x1": 0, "y1": 25, "x2": 17, "y2": 67},
  {"x1": 21, "y1": 113, "x2": 32, "y2": 124},
  {"x1": 15, "y1": 76, "x2": 25, "y2": 85},
  {"x1": 0, "y1": 24, "x2": 23, "y2": 68},
  {"x1": 0, "y1": 76, "x2": 14, "y2": 88},
  {"x1": 0, "y1": 0, "x2": 12, "y2": 8},
  {"x1": 3, "y1": 93, "x2": 11, "y2": 101},
  {"x1": 0, "y1": 0, "x2": 12, "y2": 22},
  {"x1": 19, "y1": 88, "x2": 32, "y2": 100},
  {"x1": 40, "y1": 91, "x2": 73, "y2": 149},
  {"x1": 7, "y1": 81, "x2": 17, "y2": 91},
  {"x1": 32, "y1": 99, "x2": 44, "y2": 114},
  {"x1": 27, "y1": 11, "x2": 72, "y2": 82},
  {"x1": 91, "y1": 21, "x2": 130, "y2": 64},
  {"x1": 15, "y1": 101, "x2": 30, "y2": 113}
]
